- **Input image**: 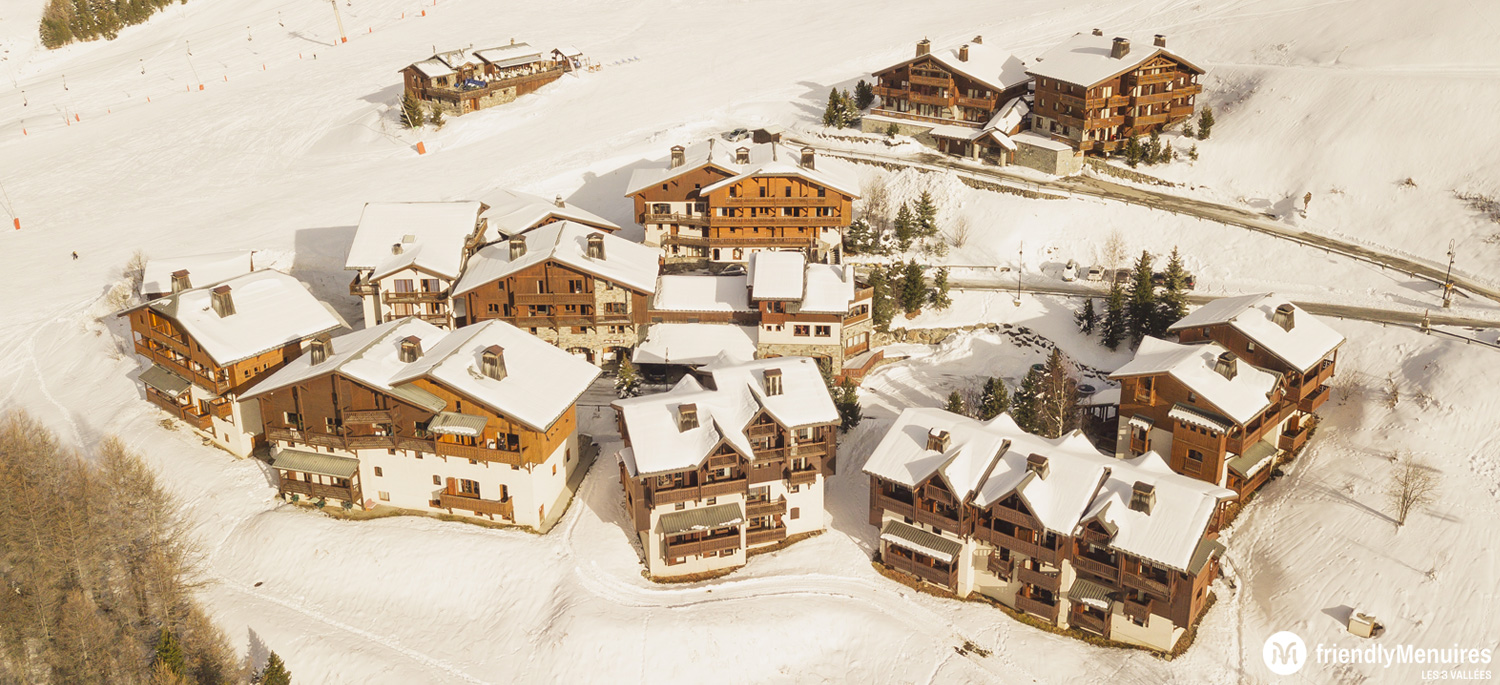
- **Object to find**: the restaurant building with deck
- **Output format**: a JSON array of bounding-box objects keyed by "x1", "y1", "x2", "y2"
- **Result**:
[
  {"x1": 243, "y1": 318, "x2": 600, "y2": 528},
  {"x1": 120, "y1": 269, "x2": 346, "y2": 456},
  {"x1": 863, "y1": 408, "x2": 1232, "y2": 651},
  {"x1": 614, "y1": 356, "x2": 838, "y2": 578},
  {"x1": 625, "y1": 141, "x2": 859, "y2": 264},
  {"x1": 400, "y1": 41, "x2": 581, "y2": 117}
]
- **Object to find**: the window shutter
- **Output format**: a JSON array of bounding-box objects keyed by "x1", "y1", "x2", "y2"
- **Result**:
[{"x1": 445, "y1": 477, "x2": 457, "y2": 495}]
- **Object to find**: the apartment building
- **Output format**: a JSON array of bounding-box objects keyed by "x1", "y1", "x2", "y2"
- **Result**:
[{"x1": 345, "y1": 201, "x2": 487, "y2": 329}]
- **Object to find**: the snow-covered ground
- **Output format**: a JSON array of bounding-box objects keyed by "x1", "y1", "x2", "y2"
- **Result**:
[{"x1": 3, "y1": 0, "x2": 1499, "y2": 682}]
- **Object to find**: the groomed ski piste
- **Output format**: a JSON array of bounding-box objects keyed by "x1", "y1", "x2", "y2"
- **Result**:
[{"x1": 2, "y1": 0, "x2": 1499, "y2": 682}]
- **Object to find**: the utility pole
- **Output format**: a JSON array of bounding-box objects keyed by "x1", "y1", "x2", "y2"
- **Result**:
[
  {"x1": 1442, "y1": 239, "x2": 1456, "y2": 309},
  {"x1": 329, "y1": 0, "x2": 348, "y2": 44},
  {"x1": 1014, "y1": 241, "x2": 1023, "y2": 307}
]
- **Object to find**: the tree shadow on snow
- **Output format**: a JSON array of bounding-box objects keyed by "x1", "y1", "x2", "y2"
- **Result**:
[
  {"x1": 359, "y1": 83, "x2": 403, "y2": 107},
  {"x1": 246, "y1": 628, "x2": 270, "y2": 675}
]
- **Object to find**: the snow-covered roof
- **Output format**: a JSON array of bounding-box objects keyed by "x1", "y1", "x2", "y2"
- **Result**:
[
  {"x1": 240, "y1": 317, "x2": 448, "y2": 409},
  {"x1": 141, "y1": 251, "x2": 254, "y2": 296},
  {"x1": 129, "y1": 270, "x2": 345, "y2": 367},
  {"x1": 477, "y1": 188, "x2": 619, "y2": 241},
  {"x1": 387, "y1": 320, "x2": 600, "y2": 432},
  {"x1": 1012, "y1": 131, "x2": 1074, "y2": 152},
  {"x1": 625, "y1": 141, "x2": 860, "y2": 198},
  {"x1": 1168, "y1": 294, "x2": 1345, "y2": 374},
  {"x1": 879, "y1": 38, "x2": 1030, "y2": 94},
  {"x1": 473, "y1": 43, "x2": 543, "y2": 68},
  {"x1": 614, "y1": 356, "x2": 837, "y2": 476},
  {"x1": 633, "y1": 324, "x2": 758, "y2": 366},
  {"x1": 452, "y1": 221, "x2": 660, "y2": 297},
  {"x1": 345, "y1": 202, "x2": 483, "y2": 280},
  {"x1": 801, "y1": 264, "x2": 857, "y2": 313},
  {"x1": 1110, "y1": 337, "x2": 1279, "y2": 425},
  {"x1": 410, "y1": 58, "x2": 454, "y2": 79},
  {"x1": 653, "y1": 275, "x2": 752, "y2": 312},
  {"x1": 985, "y1": 96, "x2": 1029, "y2": 137},
  {"x1": 748, "y1": 251, "x2": 806, "y2": 301},
  {"x1": 554, "y1": 45, "x2": 583, "y2": 58},
  {"x1": 1027, "y1": 32, "x2": 1203, "y2": 87},
  {"x1": 864, "y1": 407, "x2": 1233, "y2": 571}
]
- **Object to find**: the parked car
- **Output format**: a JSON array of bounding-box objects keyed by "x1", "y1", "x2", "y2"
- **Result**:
[
  {"x1": 723, "y1": 128, "x2": 750, "y2": 142},
  {"x1": 720, "y1": 263, "x2": 746, "y2": 276},
  {"x1": 1113, "y1": 268, "x2": 1131, "y2": 285},
  {"x1": 1062, "y1": 260, "x2": 1078, "y2": 282},
  {"x1": 1086, "y1": 266, "x2": 1104, "y2": 282}
]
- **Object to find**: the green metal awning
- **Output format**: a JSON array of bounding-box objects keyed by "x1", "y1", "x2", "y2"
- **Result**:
[
  {"x1": 880, "y1": 519, "x2": 963, "y2": 563},
  {"x1": 428, "y1": 411, "x2": 488, "y2": 436},
  {"x1": 140, "y1": 365, "x2": 192, "y2": 399},
  {"x1": 389, "y1": 383, "x2": 448, "y2": 413},
  {"x1": 1188, "y1": 538, "x2": 1227, "y2": 575},
  {"x1": 1227, "y1": 440, "x2": 1280, "y2": 478},
  {"x1": 270, "y1": 449, "x2": 360, "y2": 479},
  {"x1": 659, "y1": 502, "x2": 744, "y2": 536},
  {"x1": 1069, "y1": 578, "x2": 1115, "y2": 609}
]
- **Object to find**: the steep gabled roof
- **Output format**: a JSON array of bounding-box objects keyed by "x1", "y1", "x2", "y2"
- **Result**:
[
  {"x1": 451, "y1": 221, "x2": 660, "y2": 296},
  {"x1": 625, "y1": 141, "x2": 859, "y2": 198},
  {"x1": 653, "y1": 275, "x2": 752, "y2": 313},
  {"x1": 1110, "y1": 337, "x2": 1279, "y2": 425},
  {"x1": 1168, "y1": 293, "x2": 1345, "y2": 374},
  {"x1": 141, "y1": 251, "x2": 255, "y2": 297},
  {"x1": 1027, "y1": 32, "x2": 1204, "y2": 88},
  {"x1": 240, "y1": 317, "x2": 448, "y2": 411},
  {"x1": 345, "y1": 202, "x2": 483, "y2": 280},
  {"x1": 745, "y1": 251, "x2": 857, "y2": 313},
  {"x1": 477, "y1": 188, "x2": 619, "y2": 240},
  {"x1": 876, "y1": 39, "x2": 1030, "y2": 94}
]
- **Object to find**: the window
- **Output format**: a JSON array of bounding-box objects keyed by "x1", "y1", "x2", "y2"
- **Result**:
[
  {"x1": 379, "y1": 491, "x2": 390, "y2": 501},
  {"x1": 814, "y1": 325, "x2": 831, "y2": 337},
  {"x1": 790, "y1": 484, "x2": 800, "y2": 493},
  {"x1": 706, "y1": 497, "x2": 717, "y2": 505},
  {"x1": 325, "y1": 417, "x2": 339, "y2": 433},
  {"x1": 568, "y1": 279, "x2": 584, "y2": 293},
  {"x1": 284, "y1": 412, "x2": 302, "y2": 428},
  {"x1": 487, "y1": 303, "x2": 500, "y2": 313},
  {"x1": 433, "y1": 475, "x2": 441, "y2": 486},
  {"x1": 552, "y1": 464, "x2": 557, "y2": 475},
  {"x1": 674, "y1": 502, "x2": 686, "y2": 511},
  {"x1": 1247, "y1": 341, "x2": 1257, "y2": 353},
  {"x1": 374, "y1": 467, "x2": 383, "y2": 477},
  {"x1": 420, "y1": 279, "x2": 441, "y2": 293},
  {"x1": 790, "y1": 507, "x2": 800, "y2": 520},
  {"x1": 759, "y1": 185, "x2": 767, "y2": 197},
  {"x1": 459, "y1": 479, "x2": 480, "y2": 497},
  {"x1": 605, "y1": 302, "x2": 626, "y2": 314},
  {"x1": 393, "y1": 279, "x2": 414, "y2": 293},
  {"x1": 793, "y1": 325, "x2": 811, "y2": 337},
  {"x1": 784, "y1": 186, "x2": 792, "y2": 197}
]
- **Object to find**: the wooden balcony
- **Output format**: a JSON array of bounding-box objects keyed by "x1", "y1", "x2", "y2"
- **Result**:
[
  {"x1": 384, "y1": 290, "x2": 446, "y2": 304},
  {"x1": 702, "y1": 477, "x2": 747, "y2": 498},
  {"x1": 1071, "y1": 610, "x2": 1108, "y2": 636},
  {"x1": 1134, "y1": 91, "x2": 1176, "y2": 107},
  {"x1": 710, "y1": 215, "x2": 838, "y2": 228},
  {"x1": 746, "y1": 525, "x2": 788, "y2": 546},
  {"x1": 884, "y1": 552, "x2": 954, "y2": 588},
  {"x1": 793, "y1": 439, "x2": 830, "y2": 458},
  {"x1": 872, "y1": 490, "x2": 915, "y2": 517},
  {"x1": 747, "y1": 497, "x2": 786, "y2": 518},
  {"x1": 266, "y1": 426, "x2": 343, "y2": 449},
  {"x1": 650, "y1": 478, "x2": 747, "y2": 506},
  {"x1": 908, "y1": 90, "x2": 958, "y2": 108},
  {"x1": 437, "y1": 492, "x2": 513, "y2": 519},
  {"x1": 134, "y1": 341, "x2": 230, "y2": 395},
  {"x1": 434, "y1": 440, "x2": 525, "y2": 467},
  {"x1": 1072, "y1": 555, "x2": 1120, "y2": 583},
  {"x1": 425, "y1": 65, "x2": 565, "y2": 101},
  {"x1": 975, "y1": 526, "x2": 1062, "y2": 565},
  {"x1": 955, "y1": 95, "x2": 995, "y2": 109},
  {"x1": 146, "y1": 391, "x2": 211, "y2": 431},
  {"x1": 1122, "y1": 596, "x2": 1154, "y2": 622},
  {"x1": 747, "y1": 423, "x2": 779, "y2": 438},
  {"x1": 721, "y1": 196, "x2": 830, "y2": 207},
  {"x1": 1121, "y1": 571, "x2": 1170, "y2": 598},
  {"x1": 1017, "y1": 565, "x2": 1061, "y2": 592},
  {"x1": 787, "y1": 466, "x2": 819, "y2": 487},
  {"x1": 1129, "y1": 113, "x2": 1169, "y2": 127},
  {"x1": 209, "y1": 399, "x2": 233, "y2": 421},
  {"x1": 513, "y1": 292, "x2": 593, "y2": 306},
  {"x1": 661, "y1": 234, "x2": 710, "y2": 247},
  {"x1": 345, "y1": 434, "x2": 395, "y2": 450},
  {"x1": 396, "y1": 436, "x2": 435, "y2": 453},
  {"x1": 1300, "y1": 384, "x2": 1331, "y2": 413},
  {"x1": 702, "y1": 236, "x2": 819, "y2": 248},
  {"x1": 913, "y1": 506, "x2": 960, "y2": 533},
  {"x1": 279, "y1": 478, "x2": 357, "y2": 503},
  {"x1": 642, "y1": 212, "x2": 709, "y2": 226},
  {"x1": 987, "y1": 504, "x2": 1037, "y2": 528},
  {"x1": 1128, "y1": 71, "x2": 1177, "y2": 86},
  {"x1": 1279, "y1": 423, "x2": 1311, "y2": 452},
  {"x1": 909, "y1": 73, "x2": 951, "y2": 87},
  {"x1": 986, "y1": 553, "x2": 1013, "y2": 580},
  {"x1": 664, "y1": 532, "x2": 741, "y2": 559},
  {"x1": 349, "y1": 275, "x2": 378, "y2": 297},
  {"x1": 343, "y1": 409, "x2": 393, "y2": 424},
  {"x1": 1016, "y1": 595, "x2": 1059, "y2": 622},
  {"x1": 872, "y1": 85, "x2": 904, "y2": 99}
]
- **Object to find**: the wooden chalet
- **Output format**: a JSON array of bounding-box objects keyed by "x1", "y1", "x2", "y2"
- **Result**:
[
  {"x1": 401, "y1": 41, "x2": 578, "y2": 116},
  {"x1": 624, "y1": 141, "x2": 859, "y2": 263},
  {"x1": 1028, "y1": 31, "x2": 1205, "y2": 153},
  {"x1": 243, "y1": 318, "x2": 601, "y2": 528},
  {"x1": 345, "y1": 201, "x2": 487, "y2": 330},
  {"x1": 864, "y1": 408, "x2": 1232, "y2": 652},
  {"x1": 614, "y1": 357, "x2": 839, "y2": 578}
]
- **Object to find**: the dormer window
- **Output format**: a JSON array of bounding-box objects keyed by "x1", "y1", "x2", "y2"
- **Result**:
[
  {"x1": 210, "y1": 285, "x2": 235, "y2": 318},
  {"x1": 677, "y1": 403, "x2": 698, "y2": 432},
  {"x1": 480, "y1": 345, "x2": 506, "y2": 381},
  {"x1": 925, "y1": 429, "x2": 949, "y2": 452},
  {"x1": 1129, "y1": 481, "x2": 1156, "y2": 515},
  {"x1": 399, "y1": 336, "x2": 422, "y2": 363},
  {"x1": 764, "y1": 368, "x2": 783, "y2": 396},
  {"x1": 309, "y1": 334, "x2": 333, "y2": 365},
  {"x1": 1026, "y1": 454, "x2": 1049, "y2": 479}
]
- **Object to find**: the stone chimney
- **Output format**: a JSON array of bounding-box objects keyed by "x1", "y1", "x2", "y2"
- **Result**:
[
  {"x1": 309, "y1": 333, "x2": 333, "y2": 365},
  {"x1": 399, "y1": 335, "x2": 423, "y2": 362},
  {"x1": 480, "y1": 345, "x2": 507, "y2": 381},
  {"x1": 1027, "y1": 454, "x2": 1050, "y2": 479},
  {"x1": 391, "y1": 242, "x2": 404, "y2": 255},
  {"x1": 926, "y1": 428, "x2": 950, "y2": 452},
  {"x1": 735, "y1": 146, "x2": 750, "y2": 164},
  {"x1": 1214, "y1": 351, "x2": 1239, "y2": 381},
  {"x1": 509, "y1": 235, "x2": 527, "y2": 261},
  {"x1": 678, "y1": 403, "x2": 699, "y2": 432},
  {"x1": 170, "y1": 269, "x2": 191, "y2": 293},
  {"x1": 669, "y1": 145, "x2": 685, "y2": 169},
  {"x1": 1129, "y1": 481, "x2": 1156, "y2": 515},
  {"x1": 764, "y1": 368, "x2": 783, "y2": 396},
  {"x1": 1092, "y1": 28, "x2": 1103, "y2": 36},
  {"x1": 554, "y1": 194, "x2": 566, "y2": 208},
  {"x1": 800, "y1": 147, "x2": 815, "y2": 169},
  {"x1": 958, "y1": 44, "x2": 970, "y2": 62},
  {"x1": 210, "y1": 285, "x2": 235, "y2": 318},
  {"x1": 586, "y1": 232, "x2": 605, "y2": 260},
  {"x1": 1154, "y1": 34, "x2": 1167, "y2": 48},
  {"x1": 972, "y1": 35, "x2": 983, "y2": 45},
  {"x1": 916, "y1": 38, "x2": 931, "y2": 57},
  {"x1": 1273, "y1": 303, "x2": 1296, "y2": 331},
  {"x1": 1111, "y1": 37, "x2": 1131, "y2": 59}
]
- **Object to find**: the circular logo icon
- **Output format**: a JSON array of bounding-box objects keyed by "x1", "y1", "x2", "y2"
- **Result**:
[{"x1": 1263, "y1": 630, "x2": 1307, "y2": 675}]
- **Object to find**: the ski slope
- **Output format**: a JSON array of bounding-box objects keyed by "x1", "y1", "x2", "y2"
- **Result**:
[{"x1": 2, "y1": 0, "x2": 1499, "y2": 682}]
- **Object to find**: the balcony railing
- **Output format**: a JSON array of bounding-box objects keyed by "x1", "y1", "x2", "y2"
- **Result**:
[
  {"x1": 884, "y1": 552, "x2": 954, "y2": 588},
  {"x1": 345, "y1": 434, "x2": 395, "y2": 450},
  {"x1": 987, "y1": 504, "x2": 1037, "y2": 528},
  {"x1": 1071, "y1": 610, "x2": 1108, "y2": 636},
  {"x1": 721, "y1": 196, "x2": 831, "y2": 207},
  {"x1": 384, "y1": 290, "x2": 446, "y2": 304},
  {"x1": 1072, "y1": 555, "x2": 1120, "y2": 583},
  {"x1": 343, "y1": 409, "x2": 393, "y2": 424},
  {"x1": 643, "y1": 212, "x2": 709, "y2": 226},
  {"x1": 424, "y1": 65, "x2": 565, "y2": 101},
  {"x1": 1017, "y1": 565, "x2": 1061, "y2": 592},
  {"x1": 650, "y1": 477, "x2": 747, "y2": 506},
  {"x1": 1279, "y1": 423, "x2": 1311, "y2": 452},
  {"x1": 434, "y1": 440, "x2": 525, "y2": 467},
  {"x1": 709, "y1": 215, "x2": 840, "y2": 228},
  {"x1": 747, "y1": 423, "x2": 779, "y2": 438},
  {"x1": 746, "y1": 525, "x2": 788, "y2": 546},
  {"x1": 1121, "y1": 570, "x2": 1170, "y2": 598},
  {"x1": 134, "y1": 341, "x2": 231, "y2": 395},
  {"x1": 350, "y1": 275, "x2": 378, "y2": 297},
  {"x1": 954, "y1": 95, "x2": 995, "y2": 109},
  {"x1": 1122, "y1": 596, "x2": 1154, "y2": 622},
  {"x1": 1300, "y1": 385, "x2": 1331, "y2": 413},
  {"x1": 914, "y1": 506, "x2": 960, "y2": 533},
  {"x1": 987, "y1": 553, "x2": 1013, "y2": 580},
  {"x1": 146, "y1": 391, "x2": 212, "y2": 431},
  {"x1": 975, "y1": 526, "x2": 1063, "y2": 565},
  {"x1": 437, "y1": 492, "x2": 514, "y2": 519},
  {"x1": 513, "y1": 292, "x2": 593, "y2": 306},
  {"x1": 664, "y1": 532, "x2": 741, "y2": 559},
  {"x1": 279, "y1": 478, "x2": 357, "y2": 503},
  {"x1": 787, "y1": 467, "x2": 819, "y2": 487},
  {"x1": 909, "y1": 74, "x2": 951, "y2": 87},
  {"x1": 747, "y1": 497, "x2": 787, "y2": 518},
  {"x1": 1015, "y1": 595, "x2": 1059, "y2": 622}
]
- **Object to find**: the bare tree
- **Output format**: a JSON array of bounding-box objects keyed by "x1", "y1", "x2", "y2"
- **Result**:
[
  {"x1": 859, "y1": 175, "x2": 892, "y2": 232},
  {"x1": 1103, "y1": 227, "x2": 1127, "y2": 273},
  {"x1": 946, "y1": 215, "x2": 971, "y2": 249},
  {"x1": 1383, "y1": 373, "x2": 1400, "y2": 409},
  {"x1": 1386, "y1": 452, "x2": 1438, "y2": 527},
  {"x1": 1036, "y1": 349, "x2": 1081, "y2": 438}
]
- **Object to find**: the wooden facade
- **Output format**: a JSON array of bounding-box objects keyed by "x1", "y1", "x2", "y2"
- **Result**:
[
  {"x1": 401, "y1": 46, "x2": 569, "y2": 116},
  {"x1": 1031, "y1": 35, "x2": 1204, "y2": 154},
  {"x1": 458, "y1": 259, "x2": 651, "y2": 331},
  {"x1": 870, "y1": 38, "x2": 1030, "y2": 159}
]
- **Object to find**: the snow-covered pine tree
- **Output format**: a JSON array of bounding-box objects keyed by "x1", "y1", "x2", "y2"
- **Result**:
[
  {"x1": 428, "y1": 103, "x2": 446, "y2": 129},
  {"x1": 615, "y1": 358, "x2": 642, "y2": 398},
  {"x1": 400, "y1": 93, "x2": 426, "y2": 129},
  {"x1": 1076, "y1": 298, "x2": 1098, "y2": 334},
  {"x1": 893, "y1": 202, "x2": 916, "y2": 251},
  {"x1": 837, "y1": 378, "x2": 863, "y2": 431},
  {"x1": 256, "y1": 652, "x2": 292, "y2": 685},
  {"x1": 844, "y1": 218, "x2": 877, "y2": 254},
  {"x1": 886, "y1": 122, "x2": 900, "y2": 137},
  {"x1": 1102, "y1": 281, "x2": 1127, "y2": 350},
  {"x1": 1146, "y1": 131, "x2": 1162, "y2": 164},
  {"x1": 870, "y1": 267, "x2": 896, "y2": 332},
  {"x1": 823, "y1": 88, "x2": 843, "y2": 127},
  {"x1": 1125, "y1": 250, "x2": 1156, "y2": 344},
  {"x1": 930, "y1": 267, "x2": 952, "y2": 310},
  {"x1": 1124, "y1": 135, "x2": 1143, "y2": 167},
  {"x1": 914, "y1": 191, "x2": 939, "y2": 238},
  {"x1": 1011, "y1": 367, "x2": 1043, "y2": 433},
  {"x1": 899, "y1": 260, "x2": 927, "y2": 315},
  {"x1": 1182, "y1": 121, "x2": 1196, "y2": 138},
  {"x1": 855, "y1": 80, "x2": 875, "y2": 110},
  {"x1": 839, "y1": 88, "x2": 858, "y2": 126},
  {"x1": 979, "y1": 377, "x2": 1009, "y2": 420},
  {"x1": 1187, "y1": 144, "x2": 1199, "y2": 161},
  {"x1": 1162, "y1": 141, "x2": 1174, "y2": 162},
  {"x1": 1155, "y1": 247, "x2": 1190, "y2": 335},
  {"x1": 945, "y1": 390, "x2": 967, "y2": 415}
]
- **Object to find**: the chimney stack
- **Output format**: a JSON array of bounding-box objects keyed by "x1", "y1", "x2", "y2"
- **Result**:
[
  {"x1": 972, "y1": 35, "x2": 983, "y2": 45},
  {"x1": 399, "y1": 335, "x2": 423, "y2": 362},
  {"x1": 509, "y1": 235, "x2": 527, "y2": 261},
  {"x1": 1273, "y1": 303, "x2": 1296, "y2": 331},
  {"x1": 1092, "y1": 28, "x2": 1103, "y2": 37},
  {"x1": 1214, "y1": 351, "x2": 1239, "y2": 381},
  {"x1": 391, "y1": 242, "x2": 404, "y2": 255},
  {"x1": 309, "y1": 333, "x2": 333, "y2": 365},
  {"x1": 586, "y1": 232, "x2": 605, "y2": 260},
  {"x1": 677, "y1": 403, "x2": 699, "y2": 432},
  {"x1": 916, "y1": 38, "x2": 931, "y2": 57},
  {"x1": 764, "y1": 368, "x2": 783, "y2": 396},
  {"x1": 1154, "y1": 34, "x2": 1167, "y2": 48},
  {"x1": 1129, "y1": 481, "x2": 1156, "y2": 515},
  {"x1": 669, "y1": 145, "x2": 685, "y2": 169},
  {"x1": 170, "y1": 269, "x2": 191, "y2": 293},
  {"x1": 735, "y1": 146, "x2": 750, "y2": 164},
  {"x1": 554, "y1": 194, "x2": 566, "y2": 208},
  {"x1": 1026, "y1": 454, "x2": 1050, "y2": 479},
  {"x1": 958, "y1": 44, "x2": 970, "y2": 62},
  {"x1": 210, "y1": 285, "x2": 235, "y2": 318},
  {"x1": 800, "y1": 146, "x2": 815, "y2": 169},
  {"x1": 926, "y1": 428, "x2": 950, "y2": 452},
  {"x1": 1111, "y1": 37, "x2": 1131, "y2": 59},
  {"x1": 480, "y1": 345, "x2": 507, "y2": 381}
]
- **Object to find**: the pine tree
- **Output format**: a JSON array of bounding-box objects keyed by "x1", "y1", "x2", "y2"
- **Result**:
[
  {"x1": 836, "y1": 377, "x2": 863, "y2": 431},
  {"x1": 1182, "y1": 121, "x2": 1196, "y2": 139},
  {"x1": 885, "y1": 122, "x2": 900, "y2": 137},
  {"x1": 869, "y1": 266, "x2": 896, "y2": 332},
  {"x1": 614, "y1": 358, "x2": 642, "y2": 398},
  {"x1": 855, "y1": 80, "x2": 875, "y2": 110},
  {"x1": 1011, "y1": 367, "x2": 1043, "y2": 433},
  {"x1": 899, "y1": 260, "x2": 927, "y2": 315},
  {"x1": 929, "y1": 267, "x2": 952, "y2": 310},
  {"x1": 844, "y1": 218, "x2": 877, "y2": 254},
  {"x1": 1125, "y1": 250, "x2": 1156, "y2": 344},
  {"x1": 1198, "y1": 106, "x2": 1214, "y2": 139},
  {"x1": 1124, "y1": 136, "x2": 1143, "y2": 167},
  {"x1": 944, "y1": 390, "x2": 967, "y2": 416},
  {"x1": 1155, "y1": 247, "x2": 1190, "y2": 335},
  {"x1": 1076, "y1": 298, "x2": 1098, "y2": 334},
  {"x1": 153, "y1": 628, "x2": 185, "y2": 678},
  {"x1": 1146, "y1": 131, "x2": 1162, "y2": 164},
  {"x1": 841, "y1": 88, "x2": 858, "y2": 125},
  {"x1": 1102, "y1": 281, "x2": 1127, "y2": 350},
  {"x1": 399, "y1": 92, "x2": 426, "y2": 129},
  {"x1": 428, "y1": 103, "x2": 445, "y2": 129},
  {"x1": 256, "y1": 652, "x2": 292, "y2": 685},
  {"x1": 1187, "y1": 144, "x2": 1199, "y2": 161},
  {"x1": 978, "y1": 377, "x2": 1009, "y2": 420},
  {"x1": 1162, "y1": 141, "x2": 1175, "y2": 163},
  {"x1": 913, "y1": 191, "x2": 939, "y2": 238},
  {"x1": 822, "y1": 88, "x2": 843, "y2": 127},
  {"x1": 1035, "y1": 348, "x2": 1081, "y2": 439},
  {"x1": 893, "y1": 202, "x2": 916, "y2": 251}
]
